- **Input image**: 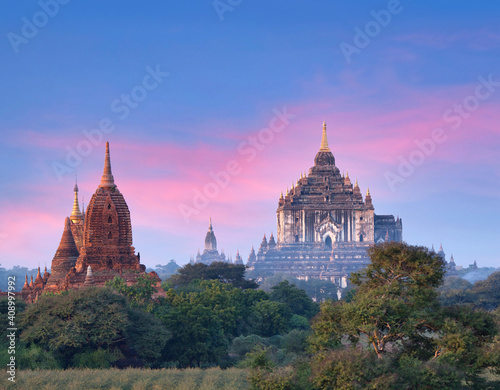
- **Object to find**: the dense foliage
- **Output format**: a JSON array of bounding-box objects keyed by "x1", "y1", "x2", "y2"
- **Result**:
[
  {"x1": 308, "y1": 242, "x2": 500, "y2": 389},
  {"x1": 5, "y1": 245, "x2": 499, "y2": 389},
  {"x1": 166, "y1": 261, "x2": 259, "y2": 290}
]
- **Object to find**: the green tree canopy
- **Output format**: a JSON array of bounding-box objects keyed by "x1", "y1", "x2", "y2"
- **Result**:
[
  {"x1": 471, "y1": 271, "x2": 500, "y2": 311},
  {"x1": 309, "y1": 242, "x2": 499, "y2": 388},
  {"x1": 20, "y1": 287, "x2": 170, "y2": 367},
  {"x1": 166, "y1": 262, "x2": 258, "y2": 290},
  {"x1": 270, "y1": 280, "x2": 319, "y2": 318}
]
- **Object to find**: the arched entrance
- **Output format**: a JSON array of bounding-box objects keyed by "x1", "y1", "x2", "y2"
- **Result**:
[{"x1": 325, "y1": 236, "x2": 332, "y2": 250}]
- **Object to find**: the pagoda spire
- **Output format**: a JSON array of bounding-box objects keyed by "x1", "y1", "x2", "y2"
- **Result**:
[
  {"x1": 99, "y1": 141, "x2": 115, "y2": 188},
  {"x1": 319, "y1": 121, "x2": 330, "y2": 152},
  {"x1": 70, "y1": 178, "x2": 83, "y2": 222},
  {"x1": 23, "y1": 275, "x2": 29, "y2": 290}
]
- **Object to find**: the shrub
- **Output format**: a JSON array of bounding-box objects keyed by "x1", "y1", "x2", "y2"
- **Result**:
[
  {"x1": 72, "y1": 348, "x2": 124, "y2": 369},
  {"x1": 17, "y1": 344, "x2": 62, "y2": 369}
]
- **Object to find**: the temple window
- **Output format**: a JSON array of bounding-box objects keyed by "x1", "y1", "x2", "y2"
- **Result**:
[
  {"x1": 108, "y1": 216, "x2": 112, "y2": 223},
  {"x1": 108, "y1": 232, "x2": 112, "y2": 239}
]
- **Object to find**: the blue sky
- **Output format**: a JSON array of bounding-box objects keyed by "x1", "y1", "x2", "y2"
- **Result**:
[{"x1": 1, "y1": 0, "x2": 499, "y2": 269}]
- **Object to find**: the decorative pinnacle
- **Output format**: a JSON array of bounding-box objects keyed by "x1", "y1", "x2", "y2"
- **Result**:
[
  {"x1": 355, "y1": 179, "x2": 359, "y2": 187},
  {"x1": 346, "y1": 170, "x2": 349, "y2": 179},
  {"x1": 209, "y1": 217, "x2": 212, "y2": 230},
  {"x1": 64, "y1": 216, "x2": 71, "y2": 230},
  {"x1": 366, "y1": 187, "x2": 371, "y2": 196},
  {"x1": 319, "y1": 121, "x2": 330, "y2": 152},
  {"x1": 71, "y1": 179, "x2": 82, "y2": 218},
  {"x1": 99, "y1": 141, "x2": 115, "y2": 187}
]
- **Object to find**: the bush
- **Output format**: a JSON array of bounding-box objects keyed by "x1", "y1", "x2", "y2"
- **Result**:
[
  {"x1": 72, "y1": 348, "x2": 124, "y2": 369},
  {"x1": 249, "y1": 366, "x2": 296, "y2": 390},
  {"x1": 17, "y1": 344, "x2": 62, "y2": 369},
  {"x1": 229, "y1": 335, "x2": 271, "y2": 357},
  {"x1": 311, "y1": 348, "x2": 396, "y2": 390},
  {"x1": 282, "y1": 330, "x2": 310, "y2": 355},
  {"x1": 290, "y1": 315, "x2": 310, "y2": 330}
]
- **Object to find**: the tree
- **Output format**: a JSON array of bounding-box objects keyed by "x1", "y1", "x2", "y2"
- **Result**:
[
  {"x1": 167, "y1": 262, "x2": 258, "y2": 290},
  {"x1": 20, "y1": 287, "x2": 169, "y2": 367},
  {"x1": 256, "y1": 272, "x2": 338, "y2": 303},
  {"x1": 438, "y1": 276, "x2": 475, "y2": 306},
  {"x1": 309, "y1": 242, "x2": 499, "y2": 388},
  {"x1": 471, "y1": 271, "x2": 500, "y2": 311},
  {"x1": 251, "y1": 300, "x2": 292, "y2": 337},
  {"x1": 158, "y1": 297, "x2": 227, "y2": 367},
  {"x1": 334, "y1": 242, "x2": 446, "y2": 357},
  {"x1": 270, "y1": 280, "x2": 319, "y2": 318},
  {"x1": 106, "y1": 274, "x2": 158, "y2": 312}
]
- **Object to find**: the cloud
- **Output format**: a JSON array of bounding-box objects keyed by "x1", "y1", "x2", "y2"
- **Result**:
[
  {"x1": 392, "y1": 29, "x2": 500, "y2": 50},
  {"x1": 3, "y1": 73, "x2": 500, "y2": 268}
]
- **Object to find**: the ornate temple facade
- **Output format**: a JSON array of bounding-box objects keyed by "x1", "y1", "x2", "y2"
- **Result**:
[
  {"x1": 247, "y1": 122, "x2": 403, "y2": 289},
  {"x1": 21, "y1": 142, "x2": 162, "y2": 302}
]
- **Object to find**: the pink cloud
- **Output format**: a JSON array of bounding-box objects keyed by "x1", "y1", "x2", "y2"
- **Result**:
[{"x1": 4, "y1": 74, "x2": 500, "y2": 268}]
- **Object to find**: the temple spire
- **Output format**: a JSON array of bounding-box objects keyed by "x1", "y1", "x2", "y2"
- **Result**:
[
  {"x1": 319, "y1": 121, "x2": 330, "y2": 152},
  {"x1": 99, "y1": 141, "x2": 115, "y2": 188},
  {"x1": 70, "y1": 178, "x2": 83, "y2": 222}
]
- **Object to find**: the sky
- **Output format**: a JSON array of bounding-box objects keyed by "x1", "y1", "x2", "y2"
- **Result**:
[{"x1": 1, "y1": 0, "x2": 499, "y2": 270}]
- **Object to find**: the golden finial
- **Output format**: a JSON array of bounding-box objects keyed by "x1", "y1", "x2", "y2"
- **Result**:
[
  {"x1": 346, "y1": 170, "x2": 349, "y2": 178},
  {"x1": 366, "y1": 187, "x2": 371, "y2": 196},
  {"x1": 355, "y1": 179, "x2": 358, "y2": 187},
  {"x1": 286, "y1": 187, "x2": 289, "y2": 195},
  {"x1": 70, "y1": 177, "x2": 83, "y2": 221},
  {"x1": 319, "y1": 121, "x2": 330, "y2": 152},
  {"x1": 280, "y1": 191, "x2": 284, "y2": 199}
]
